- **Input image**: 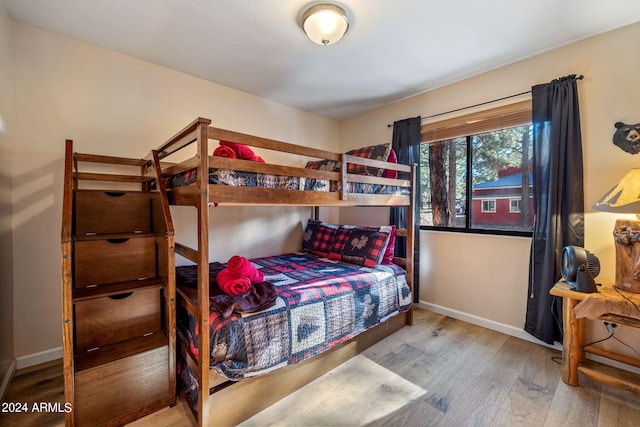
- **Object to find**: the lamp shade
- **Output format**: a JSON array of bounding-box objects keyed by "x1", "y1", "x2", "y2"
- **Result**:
[
  {"x1": 302, "y1": 4, "x2": 349, "y2": 46},
  {"x1": 593, "y1": 169, "x2": 640, "y2": 213}
]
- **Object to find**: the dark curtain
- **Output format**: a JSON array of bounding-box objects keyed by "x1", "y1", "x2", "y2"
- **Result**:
[
  {"x1": 390, "y1": 116, "x2": 421, "y2": 302},
  {"x1": 525, "y1": 75, "x2": 584, "y2": 344}
]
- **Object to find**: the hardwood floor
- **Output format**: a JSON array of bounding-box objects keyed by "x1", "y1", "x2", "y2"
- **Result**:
[{"x1": 2, "y1": 308, "x2": 639, "y2": 426}]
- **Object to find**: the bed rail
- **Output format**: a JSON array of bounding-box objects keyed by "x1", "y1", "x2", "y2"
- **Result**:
[
  {"x1": 207, "y1": 126, "x2": 341, "y2": 161},
  {"x1": 154, "y1": 117, "x2": 212, "y2": 160}
]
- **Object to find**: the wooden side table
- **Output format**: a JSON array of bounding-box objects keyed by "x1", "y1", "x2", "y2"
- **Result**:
[{"x1": 550, "y1": 281, "x2": 640, "y2": 393}]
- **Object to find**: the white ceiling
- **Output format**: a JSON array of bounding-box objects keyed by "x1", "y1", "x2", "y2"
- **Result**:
[{"x1": 6, "y1": 0, "x2": 640, "y2": 119}]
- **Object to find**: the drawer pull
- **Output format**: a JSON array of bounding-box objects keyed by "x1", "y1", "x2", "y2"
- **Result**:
[
  {"x1": 108, "y1": 292, "x2": 134, "y2": 300},
  {"x1": 106, "y1": 238, "x2": 130, "y2": 244},
  {"x1": 104, "y1": 191, "x2": 126, "y2": 197}
]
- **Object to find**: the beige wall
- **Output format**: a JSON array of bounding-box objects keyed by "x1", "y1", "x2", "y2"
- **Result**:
[
  {"x1": 11, "y1": 22, "x2": 340, "y2": 361},
  {"x1": 7, "y1": 16, "x2": 640, "y2": 364},
  {"x1": 0, "y1": 0, "x2": 15, "y2": 388},
  {"x1": 341, "y1": 23, "x2": 640, "y2": 356}
]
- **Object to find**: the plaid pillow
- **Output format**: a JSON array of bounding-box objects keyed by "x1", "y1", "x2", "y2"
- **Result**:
[
  {"x1": 301, "y1": 219, "x2": 339, "y2": 257},
  {"x1": 305, "y1": 144, "x2": 391, "y2": 177},
  {"x1": 345, "y1": 144, "x2": 391, "y2": 176},
  {"x1": 328, "y1": 225, "x2": 392, "y2": 267}
]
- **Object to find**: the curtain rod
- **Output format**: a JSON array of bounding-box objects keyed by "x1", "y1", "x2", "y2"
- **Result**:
[{"x1": 387, "y1": 74, "x2": 584, "y2": 128}]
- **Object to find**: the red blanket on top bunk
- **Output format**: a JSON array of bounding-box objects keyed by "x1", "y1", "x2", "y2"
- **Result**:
[{"x1": 176, "y1": 252, "x2": 411, "y2": 406}]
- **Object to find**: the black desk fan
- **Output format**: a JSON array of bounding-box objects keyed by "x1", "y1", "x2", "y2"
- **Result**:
[{"x1": 561, "y1": 246, "x2": 600, "y2": 293}]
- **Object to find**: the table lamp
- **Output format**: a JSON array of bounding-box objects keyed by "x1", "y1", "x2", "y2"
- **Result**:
[{"x1": 593, "y1": 168, "x2": 640, "y2": 293}]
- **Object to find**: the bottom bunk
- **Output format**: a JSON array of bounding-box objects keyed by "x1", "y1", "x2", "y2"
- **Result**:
[
  {"x1": 188, "y1": 311, "x2": 409, "y2": 426},
  {"x1": 175, "y1": 251, "x2": 412, "y2": 425}
]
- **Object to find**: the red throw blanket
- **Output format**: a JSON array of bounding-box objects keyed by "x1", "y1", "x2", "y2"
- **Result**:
[
  {"x1": 226, "y1": 255, "x2": 264, "y2": 283},
  {"x1": 219, "y1": 141, "x2": 265, "y2": 163},
  {"x1": 213, "y1": 145, "x2": 237, "y2": 158},
  {"x1": 216, "y1": 269, "x2": 252, "y2": 295},
  {"x1": 216, "y1": 255, "x2": 265, "y2": 295}
]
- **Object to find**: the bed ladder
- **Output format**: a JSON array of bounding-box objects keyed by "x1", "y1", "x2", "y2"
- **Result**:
[{"x1": 61, "y1": 140, "x2": 176, "y2": 426}]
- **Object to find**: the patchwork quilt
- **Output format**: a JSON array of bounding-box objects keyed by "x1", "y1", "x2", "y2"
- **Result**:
[
  {"x1": 164, "y1": 168, "x2": 409, "y2": 195},
  {"x1": 177, "y1": 253, "x2": 411, "y2": 403}
]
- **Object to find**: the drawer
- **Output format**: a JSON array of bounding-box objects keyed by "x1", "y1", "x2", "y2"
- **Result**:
[
  {"x1": 74, "y1": 345, "x2": 169, "y2": 426},
  {"x1": 75, "y1": 287, "x2": 161, "y2": 353},
  {"x1": 74, "y1": 237, "x2": 156, "y2": 287},
  {"x1": 75, "y1": 191, "x2": 151, "y2": 235}
]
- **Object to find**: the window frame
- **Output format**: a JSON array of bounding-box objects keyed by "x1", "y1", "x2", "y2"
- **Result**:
[
  {"x1": 419, "y1": 100, "x2": 533, "y2": 238},
  {"x1": 510, "y1": 198, "x2": 522, "y2": 213},
  {"x1": 481, "y1": 199, "x2": 496, "y2": 213}
]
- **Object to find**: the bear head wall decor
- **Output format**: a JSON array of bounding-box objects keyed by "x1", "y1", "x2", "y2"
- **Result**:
[{"x1": 613, "y1": 122, "x2": 640, "y2": 154}]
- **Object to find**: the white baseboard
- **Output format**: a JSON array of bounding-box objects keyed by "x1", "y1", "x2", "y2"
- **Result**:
[
  {"x1": 15, "y1": 347, "x2": 63, "y2": 370},
  {"x1": 416, "y1": 300, "x2": 640, "y2": 375},
  {"x1": 0, "y1": 358, "x2": 16, "y2": 402},
  {"x1": 416, "y1": 300, "x2": 561, "y2": 349}
]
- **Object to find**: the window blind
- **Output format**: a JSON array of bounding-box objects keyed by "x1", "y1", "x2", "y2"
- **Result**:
[{"x1": 421, "y1": 100, "x2": 531, "y2": 143}]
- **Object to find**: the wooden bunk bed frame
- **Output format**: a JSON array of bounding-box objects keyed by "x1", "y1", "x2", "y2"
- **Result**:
[{"x1": 150, "y1": 117, "x2": 416, "y2": 426}]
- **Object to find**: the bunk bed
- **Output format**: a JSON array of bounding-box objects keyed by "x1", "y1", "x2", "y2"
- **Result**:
[{"x1": 149, "y1": 117, "x2": 416, "y2": 426}]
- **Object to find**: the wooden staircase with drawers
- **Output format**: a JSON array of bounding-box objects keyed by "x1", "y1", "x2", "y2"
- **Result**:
[{"x1": 60, "y1": 140, "x2": 176, "y2": 426}]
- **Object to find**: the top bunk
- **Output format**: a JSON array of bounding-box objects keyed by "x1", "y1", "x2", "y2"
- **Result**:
[{"x1": 148, "y1": 117, "x2": 415, "y2": 207}]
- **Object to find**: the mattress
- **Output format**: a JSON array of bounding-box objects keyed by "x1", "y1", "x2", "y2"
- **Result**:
[
  {"x1": 176, "y1": 252, "x2": 411, "y2": 402},
  {"x1": 164, "y1": 168, "x2": 409, "y2": 195}
]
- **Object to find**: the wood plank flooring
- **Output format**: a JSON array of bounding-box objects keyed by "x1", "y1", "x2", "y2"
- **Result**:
[{"x1": 2, "y1": 308, "x2": 639, "y2": 426}]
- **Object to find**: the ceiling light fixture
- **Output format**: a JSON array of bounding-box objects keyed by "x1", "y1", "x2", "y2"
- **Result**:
[{"x1": 301, "y1": 3, "x2": 349, "y2": 46}]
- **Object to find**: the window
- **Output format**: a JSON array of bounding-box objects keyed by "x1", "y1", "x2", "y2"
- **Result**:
[
  {"x1": 420, "y1": 100, "x2": 533, "y2": 235},
  {"x1": 510, "y1": 198, "x2": 521, "y2": 213},
  {"x1": 482, "y1": 199, "x2": 496, "y2": 213}
]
